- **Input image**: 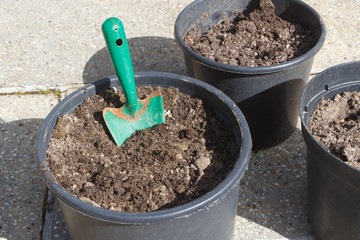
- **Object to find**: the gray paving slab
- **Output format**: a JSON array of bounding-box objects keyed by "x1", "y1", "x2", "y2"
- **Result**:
[
  {"x1": 303, "y1": 0, "x2": 360, "y2": 73},
  {"x1": 235, "y1": 129, "x2": 312, "y2": 239},
  {"x1": 0, "y1": 119, "x2": 45, "y2": 240},
  {"x1": 0, "y1": 94, "x2": 58, "y2": 240},
  {"x1": 1, "y1": 0, "x2": 359, "y2": 90},
  {"x1": 0, "y1": 95, "x2": 58, "y2": 122},
  {"x1": 0, "y1": 0, "x2": 193, "y2": 89}
]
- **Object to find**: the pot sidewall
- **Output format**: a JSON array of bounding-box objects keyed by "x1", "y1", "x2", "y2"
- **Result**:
[
  {"x1": 299, "y1": 61, "x2": 360, "y2": 240},
  {"x1": 36, "y1": 72, "x2": 252, "y2": 240}
]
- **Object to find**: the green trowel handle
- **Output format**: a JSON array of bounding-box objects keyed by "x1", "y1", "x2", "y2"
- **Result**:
[{"x1": 102, "y1": 17, "x2": 138, "y2": 111}]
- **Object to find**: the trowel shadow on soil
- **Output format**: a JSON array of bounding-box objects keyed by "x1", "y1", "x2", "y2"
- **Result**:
[
  {"x1": 236, "y1": 128, "x2": 313, "y2": 239},
  {"x1": 82, "y1": 36, "x2": 186, "y2": 84}
]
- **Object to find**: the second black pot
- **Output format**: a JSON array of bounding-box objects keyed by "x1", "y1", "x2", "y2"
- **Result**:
[{"x1": 174, "y1": 0, "x2": 325, "y2": 150}]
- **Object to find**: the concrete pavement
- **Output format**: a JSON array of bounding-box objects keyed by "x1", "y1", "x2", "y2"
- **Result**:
[{"x1": 0, "y1": 0, "x2": 359, "y2": 239}]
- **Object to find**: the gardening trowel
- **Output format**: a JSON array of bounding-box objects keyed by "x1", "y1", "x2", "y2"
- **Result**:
[{"x1": 102, "y1": 17, "x2": 165, "y2": 146}]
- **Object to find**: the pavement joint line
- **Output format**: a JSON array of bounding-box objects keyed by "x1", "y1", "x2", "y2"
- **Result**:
[
  {"x1": 0, "y1": 73, "x2": 319, "y2": 95},
  {"x1": 0, "y1": 89, "x2": 62, "y2": 103},
  {"x1": 40, "y1": 188, "x2": 49, "y2": 240},
  {"x1": 0, "y1": 83, "x2": 84, "y2": 95}
]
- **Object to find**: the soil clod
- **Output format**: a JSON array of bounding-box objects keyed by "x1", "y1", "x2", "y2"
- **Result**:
[{"x1": 308, "y1": 91, "x2": 360, "y2": 170}]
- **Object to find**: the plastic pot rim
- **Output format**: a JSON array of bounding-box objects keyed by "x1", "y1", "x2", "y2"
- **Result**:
[
  {"x1": 174, "y1": 0, "x2": 326, "y2": 75},
  {"x1": 299, "y1": 61, "x2": 360, "y2": 174},
  {"x1": 36, "y1": 71, "x2": 252, "y2": 224}
]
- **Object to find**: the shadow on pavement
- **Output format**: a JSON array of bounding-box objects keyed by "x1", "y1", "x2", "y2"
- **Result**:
[
  {"x1": 236, "y1": 128, "x2": 313, "y2": 238},
  {"x1": 0, "y1": 119, "x2": 48, "y2": 239},
  {"x1": 82, "y1": 36, "x2": 186, "y2": 84}
]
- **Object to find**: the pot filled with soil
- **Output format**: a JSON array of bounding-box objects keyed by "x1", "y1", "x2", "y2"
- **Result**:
[
  {"x1": 299, "y1": 61, "x2": 360, "y2": 240},
  {"x1": 174, "y1": 0, "x2": 325, "y2": 150},
  {"x1": 36, "y1": 72, "x2": 252, "y2": 240}
]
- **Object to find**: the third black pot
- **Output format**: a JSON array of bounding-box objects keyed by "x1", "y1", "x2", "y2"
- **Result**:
[
  {"x1": 300, "y1": 61, "x2": 360, "y2": 240},
  {"x1": 174, "y1": 0, "x2": 325, "y2": 150}
]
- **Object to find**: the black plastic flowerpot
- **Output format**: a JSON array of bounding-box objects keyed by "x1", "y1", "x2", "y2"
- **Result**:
[
  {"x1": 299, "y1": 61, "x2": 360, "y2": 240},
  {"x1": 174, "y1": 0, "x2": 325, "y2": 150},
  {"x1": 36, "y1": 72, "x2": 252, "y2": 240}
]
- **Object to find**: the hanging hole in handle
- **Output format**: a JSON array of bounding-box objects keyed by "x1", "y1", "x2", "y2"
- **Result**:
[
  {"x1": 304, "y1": 105, "x2": 308, "y2": 113},
  {"x1": 325, "y1": 84, "x2": 329, "y2": 91},
  {"x1": 116, "y1": 39, "x2": 123, "y2": 47}
]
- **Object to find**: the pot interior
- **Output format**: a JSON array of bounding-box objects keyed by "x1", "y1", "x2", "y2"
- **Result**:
[{"x1": 176, "y1": 0, "x2": 324, "y2": 45}]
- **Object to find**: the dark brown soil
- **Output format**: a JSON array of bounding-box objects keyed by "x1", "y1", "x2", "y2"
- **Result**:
[
  {"x1": 184, "y1": 0, "x2": 316, "y2": 67},
  {"x1": 308, "y1": 91, "x2": 360, "y2": 170},
  {"x1": 47, "y1": 86, "x2": 239, "y2": 212}
]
